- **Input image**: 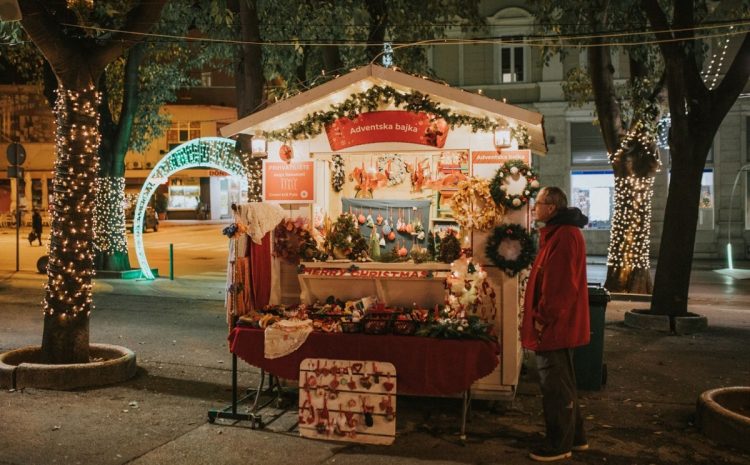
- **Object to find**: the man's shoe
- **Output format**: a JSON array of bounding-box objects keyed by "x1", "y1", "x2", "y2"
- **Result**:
[
  {"x1": 529, "y1": 447, "x2": 572, "y2": 462},
  {"x1": 572, "y1": 441, "x2": 589, "y2": 451}
]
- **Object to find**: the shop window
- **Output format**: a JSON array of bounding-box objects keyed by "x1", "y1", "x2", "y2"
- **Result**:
[
  {"x1": 168, "y1": 177, "x2": 200, "y2": 210},
  {"x1": 571, "y1": 170, "x2": 614, "y2": 230},
  {"x1": 571, "y1": 122, "x2": 609, "y2": 165},
  {"x1": 697, "y1": 169, "x2": 714, "y2": 230},
  {"x1": 166, "y1": 121, "x2": 201, "y2": 151}
]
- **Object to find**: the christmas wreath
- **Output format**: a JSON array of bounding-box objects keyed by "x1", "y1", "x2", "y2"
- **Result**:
[
  {"x1": 376, "y1": 154, "x2": 408, "y2": 186},
  {"x1": 273, "y1": 218, "x2": 327, "y2": 263},
  {"x1": 489, "y1": 159, "x2": 540, "y2": 210},
  {"x1": 331, "y1": 154, "x2": 345, "y2": 192},
  {"x1": 450, "y1": 178, "x2": 503, "y2": 231},
  {"x1": 484, "y1": 223, "x2": 535, "y2": 277}
]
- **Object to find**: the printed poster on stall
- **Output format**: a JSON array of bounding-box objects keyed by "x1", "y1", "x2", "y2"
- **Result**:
[
  {"x1": 325, "y1": 111, "x2": 449, "y2": 150},
  {"x1": 471, "y1": 149, "x2": 531, "y2": 179},
  {"x1": 263, "y1": 161, "x2": 315, "y2": 203}
]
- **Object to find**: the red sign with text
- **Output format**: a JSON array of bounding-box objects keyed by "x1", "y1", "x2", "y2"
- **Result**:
[
  {"x1": 263, "y1": 161, "x2": 314, "y2": 202},
  {"x1": 325, "y1": 111, "x2": 449, "y2": 150}
]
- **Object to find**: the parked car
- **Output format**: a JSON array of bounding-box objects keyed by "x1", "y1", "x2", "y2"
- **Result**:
[{"x1": 125, "y1": 206, "x2": 159, "y2": 233}]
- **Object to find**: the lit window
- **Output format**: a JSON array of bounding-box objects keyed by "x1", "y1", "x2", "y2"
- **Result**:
[
  {"x1": 698, "y1": 169, "x2": 714, "y2": 231},
  {"x1": 166, "y1": 121, "x2": 201, "y2": 151},
  {"x1": 571, "y1": 170, "x2": 614, "y2": 230},
  {"x1": 499, "y1": 40, "x2": 524, "y2": 83},
  {"x1": 666, "y1": 168, "x2": 714, "y2": 230},
  {"x1": 201, "y1": 72, "x2": 212, "y2": 87}
]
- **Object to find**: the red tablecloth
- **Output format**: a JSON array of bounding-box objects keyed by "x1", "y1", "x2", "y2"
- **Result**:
[{"x1": 229, "y1": 327, "x2": 500, "y2": 396}]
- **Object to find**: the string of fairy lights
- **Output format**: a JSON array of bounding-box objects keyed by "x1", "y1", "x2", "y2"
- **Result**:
[
  {"x1": 94, "y1": 177, "x2": 128, "y2": 254},
  {"x1": 45, "y1": 84, "x2": 101, "y2": 318},
  {"x1": 606, "y1": 122, "x2": 659, "y2": 271},
  {"x1": 240, "y1": 152, "x2": 263, "y2": 202}
]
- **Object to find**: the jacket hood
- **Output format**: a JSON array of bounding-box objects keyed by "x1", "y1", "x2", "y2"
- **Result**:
[{"x1": 545, "y1": 207, "x2": 588, "y2": 228}]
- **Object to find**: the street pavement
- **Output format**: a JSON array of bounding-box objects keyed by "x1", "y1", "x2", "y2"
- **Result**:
[{"x1": 1, "y1": 223, "x2": 750, "y2": 464}]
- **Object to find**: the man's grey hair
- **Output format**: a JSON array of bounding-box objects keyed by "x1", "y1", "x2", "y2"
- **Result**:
[{"x1": 541, "y1": 186, "x2": 568, "y2": 210}]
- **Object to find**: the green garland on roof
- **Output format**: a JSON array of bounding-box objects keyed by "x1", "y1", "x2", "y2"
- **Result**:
[{"x1": 263, "y1": 85, "x2": 510, "y2": 141}]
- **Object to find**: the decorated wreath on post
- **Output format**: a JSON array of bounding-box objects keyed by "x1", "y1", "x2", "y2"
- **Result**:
[
  {"x1": 489, "y1": 159, "x2": 540, "y2": 210},
  {"x1": 484, "y1": 223, "x2": 535, "y2": 277},
  {"x1": 450, "y1": 178, "x2": 503, "y2": 231}
]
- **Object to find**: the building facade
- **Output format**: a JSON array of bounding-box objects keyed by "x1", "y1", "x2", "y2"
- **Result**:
[{"x1": 428, "y1": 2, "x2": 750, "y2": 260}]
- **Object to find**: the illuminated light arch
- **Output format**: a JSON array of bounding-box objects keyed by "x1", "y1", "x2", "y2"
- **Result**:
[{"x1": 133, "y1": 137, "x2": 246, "y2": 280}]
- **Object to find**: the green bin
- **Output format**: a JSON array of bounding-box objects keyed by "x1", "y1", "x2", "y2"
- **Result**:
[{"x1": 573, "y1": 285, "x2": 611, "y2": 391}]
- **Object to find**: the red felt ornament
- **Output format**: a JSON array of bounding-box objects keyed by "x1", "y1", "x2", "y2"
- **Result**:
[{"x1": 279, "y1": 144, "x2": 293, "y2": 163}]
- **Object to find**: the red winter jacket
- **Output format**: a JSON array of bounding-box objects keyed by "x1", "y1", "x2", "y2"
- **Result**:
[{"x1": 521, "y1": 209, "x2": 590, "y2": 352}]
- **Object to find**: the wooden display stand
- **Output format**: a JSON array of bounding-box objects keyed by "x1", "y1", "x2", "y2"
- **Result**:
[{"x1": 298, "y1": 358, "x2": 396, "y2": 445}]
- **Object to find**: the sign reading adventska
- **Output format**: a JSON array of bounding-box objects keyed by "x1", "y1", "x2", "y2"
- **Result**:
[
  {"x1": 471, "y1": 149, "x2": 531, "y2": 179},
  {"x1": 325, "y1": 111, "x2": 449, "y2": 150},
  {"x1": 263, "y1": 161, "x2": 315, "y2": 202}
]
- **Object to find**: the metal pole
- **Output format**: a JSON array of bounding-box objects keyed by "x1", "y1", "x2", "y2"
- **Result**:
[
  {"x1": 15, "y1": 177, "x2": 19, "y2": 272},
  {"x1": 169, "y1": 243, "x2": 174, "y2": 280}
]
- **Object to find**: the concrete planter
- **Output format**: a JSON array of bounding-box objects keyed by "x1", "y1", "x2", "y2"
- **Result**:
[
  {"x1": 0, "y1": 344, "x2": 136, "y2": 390},
  {"x1": 624, "y1": 309, "x2": 708, "y2": 334},
  {"x1": 697, "y1": 386, "x2": 750, "y2": 452}
]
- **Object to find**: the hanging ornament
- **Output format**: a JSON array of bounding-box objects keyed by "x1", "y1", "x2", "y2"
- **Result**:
[{"x1": 279, "y1": 143, "x2": 294, "y2": 163}]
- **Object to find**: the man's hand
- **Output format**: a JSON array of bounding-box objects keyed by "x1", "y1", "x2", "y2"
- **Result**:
[{"x1": 534, "y1": 320, "x2": 544, "y2": 342}]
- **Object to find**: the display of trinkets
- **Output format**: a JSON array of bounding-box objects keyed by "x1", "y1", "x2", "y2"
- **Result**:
[{"x1": 299, "y1": 358, "x2": 397, "y2": 445}]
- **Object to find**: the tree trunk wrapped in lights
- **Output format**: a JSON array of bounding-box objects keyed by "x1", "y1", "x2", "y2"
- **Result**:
[
  {"x1": 605, "y1": 123, "x2": 659, "y2": 293},
  {"x1": 94, "y1": 177, "x2": 131, "y2": 271},
  {"x1": 18, "y1": 0, "x2": 169, "y2": 364},
  {"x1": 42, "y1": 85, "x2": 101, "y2": 364}
]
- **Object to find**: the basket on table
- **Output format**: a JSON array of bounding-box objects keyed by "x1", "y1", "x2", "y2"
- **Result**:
[
  {"x1": 392, "y1": 317, "x2": 419, "y2": 336},
  {"x1": 363, "y1": 311, "x2": 397, "y2": 335},
  {"x1": 340, "y1": 320, "x2": 363, "y2": 333}
]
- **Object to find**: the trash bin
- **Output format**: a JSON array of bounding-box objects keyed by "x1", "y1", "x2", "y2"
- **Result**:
[{"x1": 573, "y1": 285, "x2": 611, "y2": 390}]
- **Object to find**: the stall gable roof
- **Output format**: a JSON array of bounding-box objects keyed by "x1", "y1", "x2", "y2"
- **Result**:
[{"x1": 221, "y1": 65, "x2": 547, "y2": 154}]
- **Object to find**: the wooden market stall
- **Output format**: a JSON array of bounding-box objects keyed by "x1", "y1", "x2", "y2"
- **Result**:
[{"x1": 216, "y1": 65, "x2": 547, "y2": 433}]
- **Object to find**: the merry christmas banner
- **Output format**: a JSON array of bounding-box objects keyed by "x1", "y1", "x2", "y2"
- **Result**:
[{"x1": 325, "y1": 111, "x2": 449, "y2": 150}]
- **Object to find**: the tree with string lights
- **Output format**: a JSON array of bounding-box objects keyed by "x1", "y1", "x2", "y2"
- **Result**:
[
  {"x1": 532, "y1": 1, "x2": 662, "y2": 294},
  {"x1": 642, "y1": 0, "x2": 750, "y2": 317},
  {"x1": 16, "y1": 0, "x2": 168, "y2": 363}
]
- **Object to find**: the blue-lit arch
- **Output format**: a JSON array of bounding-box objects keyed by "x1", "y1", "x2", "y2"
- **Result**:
[{"x1": 134, "y1": 137, "x2": 246, "y2": 280}]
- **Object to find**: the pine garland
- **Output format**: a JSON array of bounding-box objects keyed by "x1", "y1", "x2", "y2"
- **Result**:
[
  {"x1": 262, "y1": 85, "x2": 514, "y2": 141},
  {"x1": 331, "y1": 154, "x2": 345, "y2": 192}
]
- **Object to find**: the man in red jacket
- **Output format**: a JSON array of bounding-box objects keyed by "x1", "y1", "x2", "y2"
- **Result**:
[{"x1": 523, "y1": 186, "x2": 590, "y2": 462}]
